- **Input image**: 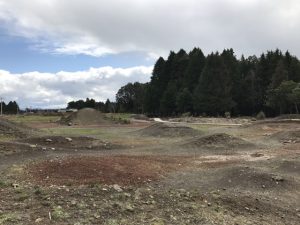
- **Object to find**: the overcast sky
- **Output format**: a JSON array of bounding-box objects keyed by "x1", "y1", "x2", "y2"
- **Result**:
[{"x1": 0, "y1": 0, "x2": 299, "y2": 108}]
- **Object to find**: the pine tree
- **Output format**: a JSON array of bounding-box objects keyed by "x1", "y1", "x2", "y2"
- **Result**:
[
  {"x1": 193, "y1": 53, "x2": 235, "y2": 115},
  {"x1": 183, "y1": 48, "x2": 205, "y2": 92},
  {"x1": 176, "y1": 88, "x2": 193, "y2": 113}
]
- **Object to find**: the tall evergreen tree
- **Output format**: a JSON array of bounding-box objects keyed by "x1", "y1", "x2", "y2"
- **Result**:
[
  {"x1": 193, "y1": 53, "x2": 235, "y2": 115},
  {"x1": 183, "y1": 48, "x2": 205, "y2": 92},
  {"x1": 270, "y1": 60, "x2": 288, "y2": 89},
  {"x1": 176, "y1": 88, "x2": 193, "y2": 113},
  {"x1": 160, "y1": 81, "x2": 177, "y2": 116}
]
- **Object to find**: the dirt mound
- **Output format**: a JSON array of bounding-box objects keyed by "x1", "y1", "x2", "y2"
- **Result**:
[
  {"x1": 27, "y1": 155, "x2": 190, "y2": 186},
  {"x1": 136, "y1": 123, "x2": 199, "y2": 137},
  {"x1": 217, "y1": 194, "x2": 299, "y2": 224},
  {"x1": 59, "y1": 108, "x2": 110, "y2": 125},
  {"x1": 275, "y1": 160, "x2": 300, "y2": 175},
  {"x1": 0, "y1": 141, "x2": 33, "y2": 156},
  {"x1": 216, "y1": 167, "x2": 296, "y2": 191},
  {"x1": 183, "y1": 133, "x2": 254, "y2": 150},
  {"x1": 270, "y1": 130, "x2": 300, "y2": 143},
  {"x1": 20, "y1": 136, "x2": 114, "y2": 150},
  {"x1": 275, "y1": 114, "x2": 300, "y2": 120},
  {"x1": 0, "y1": 117, "x2": 34, "y2": 138}
]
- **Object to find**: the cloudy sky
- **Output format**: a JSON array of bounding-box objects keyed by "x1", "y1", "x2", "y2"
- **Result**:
[{"x1": 0, "y1": 0, "x2": 299, "y2": 108}]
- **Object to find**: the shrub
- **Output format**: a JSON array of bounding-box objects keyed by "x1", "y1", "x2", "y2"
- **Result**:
[
  {"x1": 224, "y1": 111, "x2": 231, "y2": 118},
  {"x1": 181, "y1": 112, "x2": 191, "y2": 117},
  {"x1": 256, "y1": 111, "x2": 266, "y2": 120}
]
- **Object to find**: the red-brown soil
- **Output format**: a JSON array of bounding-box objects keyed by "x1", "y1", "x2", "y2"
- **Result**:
[{"x1": 27, "y1": 155, "x2": 191, "y2": 186}]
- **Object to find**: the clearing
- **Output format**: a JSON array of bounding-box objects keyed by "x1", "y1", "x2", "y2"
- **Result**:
[{"x1": 0, "y1": 113, "x2": 299, "y2": 225}]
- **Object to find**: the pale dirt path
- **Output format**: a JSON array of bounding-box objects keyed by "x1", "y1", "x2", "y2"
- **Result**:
[{"x1": 154, "y1": 117, "x2": 244, "y2": 126}]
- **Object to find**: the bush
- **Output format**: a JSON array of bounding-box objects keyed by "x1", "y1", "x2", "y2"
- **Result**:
[
  {"x1": 181, "y1": 112, "x2": 191, "y2": 117},
  {"x1": 224, "y1": 111, "x2": 231, "y2": 118},
  {"x1": 256, "y1": 111, "x2": 266, "y2": 120}
]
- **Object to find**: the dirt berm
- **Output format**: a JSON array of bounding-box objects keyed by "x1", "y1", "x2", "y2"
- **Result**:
[
  {"x1": 182, "y1": 133, "x2": 255, "y2": 150},
  {"x1": 136, "y1": 122, "x2": 200, "y2": 137},
  {"x1": 59, "y1": 108, "x2": 111, "y2": 125},
  {"x1": 19, "y1": 135, "x2": 115, "y2": 150},
  {"x1": 269, "y1": 130, "x2": 300, "y2": 143},
  {"x1": 0, "y1": 117, "x2": 35, "y2": 138}
]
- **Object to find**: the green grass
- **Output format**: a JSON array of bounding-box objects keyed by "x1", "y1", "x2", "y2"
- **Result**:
[
  {"x1": 106, "y1": 113, "x2": 132, "y2": 120},
  {"x1": 42, "y1": 126, "x2": 136, "y2": 140},
  {"x1": 0, "y1": 135, "x2": 15, "y2": 142},
  {"x1": 51, "y1": 206, "x2": 70, "y2": 220},
  {"x1": 0, "y1": 180, "x2": 8, "y2": 188},
  {"x1": 0, "y1": 213, "x2": 20, "y2": 224},
  {"x1": 6, "y1": 115, "x2": 60, "y2": 124},
  {"x1": 187, "y1": 124, "x2": 211, "y2": 133}
]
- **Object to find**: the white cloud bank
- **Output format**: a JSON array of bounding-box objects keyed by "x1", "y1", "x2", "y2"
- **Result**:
[
  {"x1": 0, "y1": 66, "x2": 152, "y2": 109},
  {"x1": 0, "y1": 0, "x2": 300, "y2": 57}
]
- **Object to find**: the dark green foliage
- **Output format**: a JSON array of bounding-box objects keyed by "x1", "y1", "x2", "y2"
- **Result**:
[
  {"x1": 67, "y1": 98, "x2": 110, "y2": 112},
  {"x1": 160, "y1": 81, "x2": 177, "y2": 116},
  {"x1": 267, "y1": 80, "x2": 299, "y2": 114},
  {"x1": 193, "y1": 53, "x2": 235, "y2": 115},
  {"x1": 176, "y1": 88, "x2": 193, "y2": 113},
  {"x1": 116, "y1": 82, "x2": 146, "y2": 113},
  {"x1": 114, "y1": 48, "x2": 300, "y2": 117},
  {"x1": 183, "y1": 48, "x2": 206, "y2": 91},
  {"x1": 1, "y1": 101, "x2": 20, "y2": 114},
  {"x1": 270, "y1": 60, "x2": 288, "y2": 89}
]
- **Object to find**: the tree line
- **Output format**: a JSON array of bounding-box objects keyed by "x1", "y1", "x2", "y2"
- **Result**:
[
  {"x1": 116, "y1": 48, "x2": 300, "y2": 117},
  {"x1": 67, "y1": 98, "x2": 116, "y2": 113},
  {"x1": 0, "y1": 101, "x2": 20, "y2": 114}
]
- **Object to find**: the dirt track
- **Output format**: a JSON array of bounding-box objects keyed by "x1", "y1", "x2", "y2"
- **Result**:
[{"x1": 0, "y1": 116, "x2": 299, "y2": 225}]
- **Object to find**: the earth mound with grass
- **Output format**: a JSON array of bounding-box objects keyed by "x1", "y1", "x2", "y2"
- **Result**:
[
  {"x1": 136, "y1": 122, "x2": 200, "y2": 137},
  {"x1": 59, "y1": 108, "x2": 110, "y2": 125},
  {"x1": 0, "y1": 117, "x2": 34, "y2": 138},
  {"x1": 182, "y1": 133, "x2": 254, "y2": 150}
]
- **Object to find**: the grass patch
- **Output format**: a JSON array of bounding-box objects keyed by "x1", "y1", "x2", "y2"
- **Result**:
[
  {"x1": 0, "y1": 135, "x2": 15, "y2": 142},
  {"x1": 106, "y1": 113, "x2": 132, "y2": 120},
  {"x1": 51, "y1": 206, "x2": 69, "y2": 220},
  {"x1": 0, "y1": 180, "x2": 8, "y2": 188},
  {"x1": 6, "y1": 115, "x2": 60, "y2": 125},
  {"x1": 42, "y1": 126, "x2": 136, "y2": 140},
  {"x1": 42, "y1": 127, "x2": 106, "y2": 137},
  {"x1": 0, "y1": 213, "x2": 20, "y2": 224}
]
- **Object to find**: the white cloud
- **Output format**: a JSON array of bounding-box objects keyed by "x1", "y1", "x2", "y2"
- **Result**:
[
  {"x1": 0, "y1": 66, "x2": 152, "y2": 108},
  {"x1": 0, "y1": 0, "x2": 300, "y2": 57}
]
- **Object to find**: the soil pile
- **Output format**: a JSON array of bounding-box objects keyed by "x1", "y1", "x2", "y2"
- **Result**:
[
  {"x1": 20, "y1": 135, "x2": 114, "y2": 150},
  {"x1": 216, "y1": 167, "x2": 294, "y2": 191},
  {"x1": 0, "y1": 117, "x2": 34, "y2": 138},
  {"x1": 275, "y1": 160, "x2": 299, "y2": 175},
  {"x1": 28, "y1": 155, "x2": 190, "y2": 186},
  {"x1": 0, "y1": 142, "x2": 33, "y2": 156},
  {"x1": 183, "y1": 133, "x2": 254, "y2": 150},
  {"x1": 270, "y1": 130, "x2": 300, "y2": 143},
  {"x1": 136, "y1": 122, "x2": 200, "y2": 137},
  {"x1": 59, "y1": 108, "x2": 110, "y2": 125}
]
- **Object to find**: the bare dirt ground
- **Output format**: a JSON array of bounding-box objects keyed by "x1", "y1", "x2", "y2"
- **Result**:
[{"x1": 0, "y1": 115, "x2": 299, "y2": 225}]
